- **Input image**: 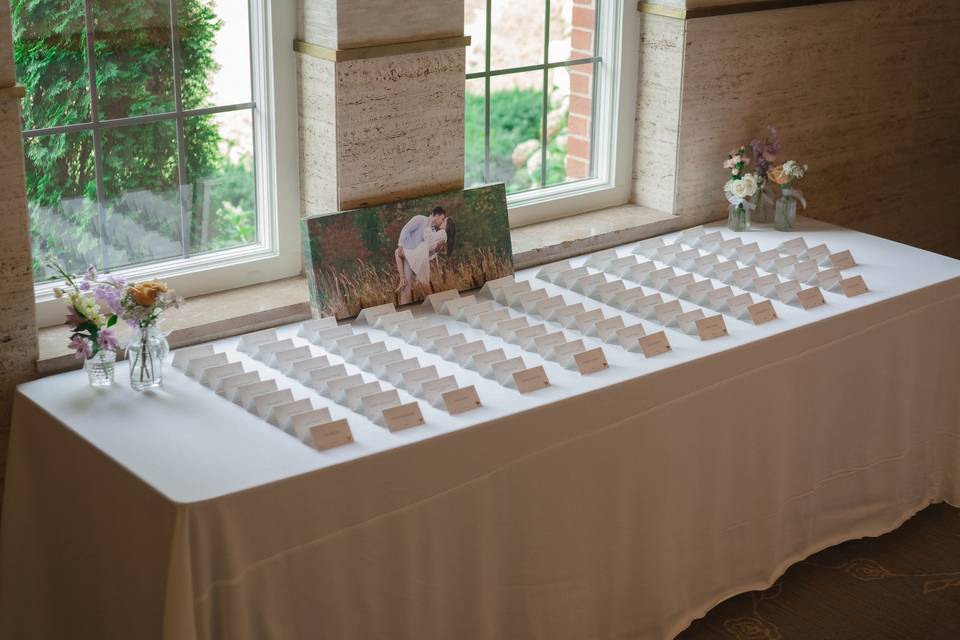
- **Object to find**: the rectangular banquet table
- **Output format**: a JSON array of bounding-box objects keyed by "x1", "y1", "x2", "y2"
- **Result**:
[{"x1": 2, "y1": 218, "x2": 959, "y2": 640}]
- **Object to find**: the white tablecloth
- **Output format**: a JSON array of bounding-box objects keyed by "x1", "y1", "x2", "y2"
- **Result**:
[{"x1": 2, "y1": 219, "x2": 959, "y2": 640}]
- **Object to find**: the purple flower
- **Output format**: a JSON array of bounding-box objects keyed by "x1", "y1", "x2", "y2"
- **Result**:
[
  {"x1": 97, "y1": 328, "x2": 119, "y2": 352},
  {"x1": 69, "y1": 335, "x2": 93, "y2": 359},
  {"x1": 94, "y1": 285, "x2": 122, "y2": 315}
]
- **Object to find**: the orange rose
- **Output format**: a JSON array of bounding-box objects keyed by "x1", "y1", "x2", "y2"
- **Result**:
[
  {"x1": 767, "y1": 164, "x2": 790, "y2": 185},
  {"x1": 130, "y1": 281, "x2": 170, "y2": 306}
]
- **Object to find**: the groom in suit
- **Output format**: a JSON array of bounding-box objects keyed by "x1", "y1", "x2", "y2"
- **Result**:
[{"x1": 395, "y1": 206, "x2": 447, "y2": 304}]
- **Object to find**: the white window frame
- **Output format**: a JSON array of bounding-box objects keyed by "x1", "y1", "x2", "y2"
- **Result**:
[
  {"x1": 32, "y1": 0, "x2": 301, "y2": 328},
  {"x1": 468, "y1": 0, "x2": 639, "y2": 229}
]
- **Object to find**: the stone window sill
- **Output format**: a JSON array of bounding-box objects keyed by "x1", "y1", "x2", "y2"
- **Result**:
[{"x1": 37, "y1": 204, "x2": 716, "y2": 375}]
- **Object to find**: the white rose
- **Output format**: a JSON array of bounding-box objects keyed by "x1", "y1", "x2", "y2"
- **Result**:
[{"x1": 739, "y1": 173, "x2": 759, "y2": 197}]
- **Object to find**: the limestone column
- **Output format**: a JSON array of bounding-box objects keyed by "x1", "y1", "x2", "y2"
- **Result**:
[
  {"x1": 296, "y1": 0, "x2": 467, "y2": 213},
  {"x1": 0, "y1": 0, "x2": 38, "y2": 501}
]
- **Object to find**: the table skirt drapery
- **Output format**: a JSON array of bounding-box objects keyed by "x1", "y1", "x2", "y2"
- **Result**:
[{"x1": 2, "y1": 275, "x2": 958, "y2": 640}]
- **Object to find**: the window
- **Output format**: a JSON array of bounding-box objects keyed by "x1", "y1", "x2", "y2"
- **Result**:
[
  {"x1": 464, "y1": 0, "x2": 636, "y2": 226},
  {"x1": 19, "y1": 0, "x2": 300, "y2": 327}
]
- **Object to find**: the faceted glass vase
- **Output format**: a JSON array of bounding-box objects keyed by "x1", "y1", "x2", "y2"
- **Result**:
[
  {"x1": 774, "y1": 191, "x2": 798, "y2": 231},
  {"x1": 753, "y1": 184, "x2": 775, "y2": 223},
  {"x1": 727, "y1": 203, "x2": 751, "y2": 232},
  {"x1": 127, "y1": 326, "x2": 167, "y2": 391},
  {"x1": 85, "y1": 350, "x2": 117, "y2": 388}
]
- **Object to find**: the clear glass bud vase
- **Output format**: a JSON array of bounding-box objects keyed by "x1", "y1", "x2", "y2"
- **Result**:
[
  {"x1": 774, "y1": 189, "x2": 798, "y2": 231},
  {"x1": 727, "y1": 203, "x2": 751, "y2": 232},
  {"x1": 127, "y1": 326, "x2": 167, "y2": 391},
  {"x1": 753, "y1": 183, "x2": 775, "y2": 223},
  {"x1": 85, "y1": 350, "x2": 116, "y2": 388}
]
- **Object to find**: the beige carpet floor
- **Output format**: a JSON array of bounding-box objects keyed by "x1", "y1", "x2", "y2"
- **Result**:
[{"x1": 677, "y1": 503, "x2": 960, "y2": 640}]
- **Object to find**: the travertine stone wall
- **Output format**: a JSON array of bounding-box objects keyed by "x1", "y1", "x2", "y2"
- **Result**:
[
  {"x1": 298, "y1": 0, "x2": 462, "y2": 49},
  {"x1": 297, "y1": 53, "x2": 339, "y2": 216},
  {"x1": 631, "y1": 13, "x2": 685, "y2": 213}
]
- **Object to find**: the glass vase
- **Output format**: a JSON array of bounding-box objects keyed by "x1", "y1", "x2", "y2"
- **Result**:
[
  {"x1": 727, "y1": 203, "x2": 751, "y2": 232},
  {"x1": 774, "y1": 190, "x2": 798, "y2": 231},
  {"x1": 127, "y1": 326, "x2": 167, "y2": 391},
  {"x1": 753, "y1": 183, "x2": 775, "y2": 224},
  {"x1": 85, "y1": 350, "x2": 116, "y2": 388}
]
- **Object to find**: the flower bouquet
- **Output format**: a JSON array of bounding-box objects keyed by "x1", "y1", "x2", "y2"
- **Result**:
[
  {"x1": 749, "y1": 126, "x2": 781, "y2": 222},
  {"x1": 768, "y1": 160, "x2": 809, "y2": 231},
  {"x1": 120, "y1": 280, "x2": 180, "y2": 391},
  {"x1": 722, "y1": 146, "x2": 760, "y2": 232}
]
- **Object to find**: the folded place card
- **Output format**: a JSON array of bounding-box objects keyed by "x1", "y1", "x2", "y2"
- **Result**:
[
  {"x1": 297, "y1": 317, "x2": 338, "y2": 339},
  {"x1": 732, "y1": 267, "x2": 758, "y2": 289},
  {"x1": 774, "y1": 255, "x2": 799, "y2": 274},
  {"x1": 609, "y1": 255, "x2": 640, "y2": 276},
  {"x1": 779, "y1": 237, "x2": 808, "y2": 255},
  {"x1": 698, "y1": 232, "x2": 723, "y2": 252},
  {"x1": 550, "y1": 339, "x2": 587, "y2": 368},
  {"x1": 308, "y1": 363, "x2": 349, "y2": 389},
  {"x1": 684, "y1": 279, "x2": 714, "y2": 305},
  {"x1": 718, "y1": 237, "x2": 744, "y2": 258},
  {"x1": 369, "y1": 350, "x2": 404, "y2": 377},
  {"x1": 319, "y1": 373, "x2": 364, "y2": 400},
  {"x1": 491, "y1": 356, "x2": 526, "y2": 383},
  {"x1": 234, "y1": 379, "x2": 279, "y2": 408},
  {"x1": 676, "y1": 309, "x2": 706, "y2": 334},
  {"x1": 707, "y1": 285, "x2": 735, "y2": 310},
  {"x1": 254, "y1": 389, "x2": 295, "y2": 419},
  {"x1": 557, "y1": 266, "x2": 591, "y2": 287},
  {"x1": 218, "y1": 371, "x2": 260, "y2": 396},
  {"x1": 634, "y1": 236, "x2": 665, "y2": 257},
  {"x1": 840, "y1": 275, "x2": 869, "y2": 297},
  {"x1": 430, "y1": 333, "x2": 467, "y2": 355},
  {"x1": 830, "y1": 250, "x2": 856, "y2": 270},
  {"x1": 201, "y1": 361, "x2": 245, "y2": 388},
  {"x1": 816, "y1": 268, "x2": 843, "y2": 290},
  {"x1": 470, "y1": 348, "x2": 507, "y2": 376},
  {"x1": 309, "y1": 419, "x2": 354, "y2": 451},
  {"x1": 648, "y1": 267, "x2": 676, "y2": 289},
  {"x1": 513, "y1": 324, "x2": 548, "y2": 345},
  {"x1": 292, "y1": 355, "x2": 334, "y2": 382},
  {"x1": 585, "y1": 249, "x2": 620, "y2": 268},
  {"x1": 289, "y1": 408, "x2": 334, "y2": 440},
  {"x1": 551, "y1": 303, "x2": 586, "y2": 326},
  {"x1": 573, "y1": 272, "x2": 608, "y2": 295},
  {"x1": 796, "y1": 287, "x2": 827, "y2": 309},
  {"x1": 385, "y1": 358, "x2": 422, "y2": 385},
  {"x1": 593, "y1": 316, "x2": 626, "y2": 340},
  {"x1": 748, "y1": 300, "x2": 778, "y2": 325},
  {"x1": 674, "y1": 249, "x2": 701, "y2": 270},
  {"x1": 712, "y1": 260, "x2": 738, "y2": 281},
  {"x1": 187, "y1": 352, "x2": 229, "y2": 378},
  {"x1": 536, "y1": 261, "x2": 572, "y2": 282},
  {"x1": 269, "y1": 398, "x2": 314, "y2": 430},
  {"x1": 695, "y1": 314, "x2": 728, "y2": 341},
  {"x1": 417, "y1": 376, "x2": 458, "y2": 408},
  {"x1": 335, "y1": 333, "x2": 371, "y2": 358},
  {"x1": 612, "y1": 323, "x2": 647, "y2": 350},
  {"x1": 172, "y1": 344, "x2": 215, "y2": 369},
  {"x1": 532, "y1": 295, "x2": 566, "y2": 317},
  {"x1": 626, "y1": 261, "x2": 657, "y2": 284},
  {"x1": 401, "y1": 365, "x2": 440, "y2": 390},
  {"x1": 449, "y1": 340, "x2": 487, "y2": 366},
  {"x1": 792, "y1": 260, "x2": 819, "y2": 284},
  {"x1": 751, "y1": 274, "x2": 780, "y2": 297},
  {"x1": 591, "y1": 280, "x2": 627, "y2": 303},
  {"x1": 735, "y1": 242, "x2": 761, "y2": 263},
  {"x1": 517, "y1": 289, "x2": 550, "y2": 312},
  {"x1": 359, "y1": 389, "x2": 400, "y2": 418},
  {"x1": 681, "y1": 225, "x2": 705, "y2": 242},
  {"x1": 533, "y1": 331, "x2": 567, "y2": 356},
  {"x1": 440, "y1": 295, "x2": 479, "y2": 317},
  {"x1": 381, "y1": 402, "x2": 426, "y2": 431},
  {"x1": 237, "y1": 331, "x2": 276, "y2": 355},
  {"x1": 807, "y1": 244, "x2": 831, "y2": 265},
  {"x1": 458, "y1": 301, "x2": 497, "y2": 323},
  {"x1": 413, "y1": 324, "x2": 449, "y2": 346},
  {"x1": 627, "y1": 292, "x2": 663, "y2": 317},
  {"x1": 512, "y1": 366, "x2": 551, "y2": 394},
  {"x1": 611, "y1": 286, "x2": 648, "y2": 309},
  {"x1": 666, "y1": 273, "x2": 695, "y2": 296},
  {"x1": 423, "y1": 289, "x2": 462, "y2": 311},
  {"x1": 351, "y1": 342, "x2": 388, "y2": 368},
  {"x1": 495, "y1": 316, "x2": 530, "y2": 340},
  {"x1": 656, "y1": 243, "x2": 683, "y2": 261},
  {"x1": 275, "y1": 346, "x2": 314, "y2": 372},
  {"x1": 500, "y1": 281, "x2": 533, "y2": 305},
  {"x1": 694, "y1": 253, "x2": 720, "y2": 273},
  {"x1": 356, "y1": 303, "x2": 397, "y2": 326},
  {"x1": 574, "y1": 347, "x2": 608, "y2": 375},
  {"x1": 442, "y1": 385, "x2": 482, "y2": 415},
  {"x1": 754, "y1": 250, "x2": 780, "y2": 272},
  {"x1": 256, "y1": 339, "x2": 296, "y2": 362},
  {"x1": 775, "y1": 280, "x2": 802, "y2": 304},
  {"x1": 654, "y1": 300, "x2": 683, "y2": 325},
  {"x1": 328, "y1": 375, "x2": 369, "y2": 405},
  {"x1": 479, "y1": 275, "x2": 517, "y2": 300},
  {"x1": 315, "y1": 325, "x2": 354, "y2": 348},
  {"x1": 476, "y1": 308, "x2": 512, "y2": 332},
  {"x1": 573, "y1": 308, "x2": 605, "y2": 332},
  {"x1": 639, "y1": 331, "x2": 671, "y2": 357},
  {"x1": 373, "y1": 310, "x2": 415, "y2": 331}
]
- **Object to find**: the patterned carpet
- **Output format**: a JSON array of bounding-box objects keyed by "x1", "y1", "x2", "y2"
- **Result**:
[{"x1": 677, "y1": 503, "x2": 960, "y2": 640}]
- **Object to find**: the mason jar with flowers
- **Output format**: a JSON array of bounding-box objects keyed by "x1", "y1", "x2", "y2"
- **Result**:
[
  {"x1": 768, "y1": 160, "x2": 809, "y2": 231},
  {"x1": 722, "y1": 147, "x2": 760, "y2": 232},
  {"x1": 120, "y1": 280, "x2": 180, "y2": 391}
]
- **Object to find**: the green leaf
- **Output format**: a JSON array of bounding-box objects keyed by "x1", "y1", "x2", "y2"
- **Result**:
[{"x1": 107, "y1": 314, "x2": 118, "y2": 327}]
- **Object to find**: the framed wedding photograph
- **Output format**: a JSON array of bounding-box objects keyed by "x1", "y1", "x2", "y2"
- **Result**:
[{"x1": 302, "y1": 184, "x2": 513, "y2": 319}]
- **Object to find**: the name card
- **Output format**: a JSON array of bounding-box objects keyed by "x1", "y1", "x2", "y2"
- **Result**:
[
  {"x1": 840, "y1": 275, "x2": 869, "y2": 297},
  {"x1": 696, "y1": 314, "x2": 729, "y2": 340},
  {"x1": 694, "y1": 254, "x2": 720, "y2": 273},
  {"x1": 793, "y1": 260, "x2": 819, "y2": 283},
  {"x1": 718, "y1": 237, "x2": 744, "y2": 258},
  {"x1": 384, "y1": 358, "x2": 422, "y2": 385},
  {"x1": 557, "y1": 266, "x2": 591, "y2": 286},
  {"x1": 254, "y1": 389, "x2": 295, "y2": 419},
  {"x1": 500, "y1": 281, "x2": 533, "y2": 305},
  {"x1": 536, "y1": 261, "x2": 572, "y2": 282},
  {"x1": 477, "y1": 308, "x2": 512, "y2": 331},
  {"x1": 423, "y1": 289, "x2": 461, "y2": 311},
  {"x1": 676, "y1": 309, "x2": 706, "y2": 333},
  {"x1": 611, "y1": 286, "x2": 649, "y2": 308},
  {"x1": 683, "y1": 279, "x2": 713, "y2": 305},
  {"x1": 351, "y1": 342, "x2": 388, "y2": 367},
  {"x1": 532, "y1": 295, "x2": 566, "y2": 317},
  {"x1": 234, "y1": 379, "x2": 279, "y2": 408},
  {"x1": 628, "y1": 292, "x2": 663, "y2": 317},
  {"x1": 255, "y1": 338, "x2": 296, "y2": 361},
  {"x1": 774, "y1": 255, "x2": 798, "y2": 274},
  {"x1": 751, "y1": 273, "x2": 780, "y2": 297},
  {"x1": 517, "y1": 289, "x2": 549, "y2": 312},
  {"x1": 656, "y1": 243, "x2": 683, "y2": 261},
  {"x1": 513, "y1": 324, "x2": 548, "y2": 345},
  {"x1": 634, "y1": 236, "x2": 665, "y2": 257},
  {"x1": 591, "y1": 280, "x2": 627, "y2": 303},
  {"x1": 237, "y1": 331, "x2": 276, "y2": 355},
  {"x1": 429, "y1": 333, "x2": 467, "y2": 355},
  {"x1": 201, "y1": 361, "x2": 245, "y2": 388},
  {"x1": 681, "y1": 225, "x2": 706, "y2": 242},
  {"x1": 735, "y1": 242, "x2": 761, "y2": 262},
  {"x1": 698, "y1": 231, "x2": 723, "y2": 251},
  {"x1": 450, "y1": 340, "x2": 487, "y2": 365},
  {"x1": 478, "y1": 275, "x2": 516, "y2": 300},
  {"x1": 613, "y1": 323, "x2": 647, "y2": 350},
  {"x1": 549, "y1": 303, "x2": 585, "y2": 325},
  {"x1": 725, "y1": 293, "x2": 753, "y2": 317},
  {"x1": 712, "y1": 261, "x2": 738, "y2": 281},
  {"x1": 748, "y1": 300, "x2": 778, "y2": 325},
  {"x1": 779, "y1": 237, "x2": 808, "y2": 255},
  {"x1": 297, "y1": 316, "x2": 338, "y2": 339},
  {"x1": 775, "y1": 280, "x2": 802, "y2": 303},
  {"x1": 453, "y1": 302, "x2": 493, "y2": 326},
  {"x1": 585, "y1": 249, "x2": 620, "y2": 268},
  {"x1": 533, "y1": 331, "x2": 567, "y2": 356},
  {"x1": 817, "y1": 267, "x2": 842, "y2": 290},
  {"x1": 573, "y1": 308, "x2": 605, "y2": 332},
  {"x1": 382, "y1": 402, "x2": 426, "y2": 431},
  {"x1": 269, "y1": 398, "x2": 314, "y2": 429},
  {"x1": 218, "y1": 371, "x2": 260, "y2": 396},
  {"x1": 413, "y1": 324, "x2": 449, "y2": 346},
  {"x1": 513, "y1": 366, "x2": 551, "y2": 394},
  {"x1": 334, "y1": 333, "x2": 371, "y2": 357},
  {"x1": 440, "y1": 295, "x2": 478, "y2": 317},
  {"x1": 707, "y1": 286, "x2": 735, "y2": 309},
  {"x1": 173, "y1": 344, "x2": 215, "y2": 369},
  {"x1": 443, "y1": 385, "x2": 482, "y2": 415},
  {"x1": 355, "y1": 303, "x2": 396, "y2": 326},
  {"x1": 639, "y1": 331, "x2": 671, "y2": 357},
  {"x1": 666, "y1": 273, "x2": 695, "y2": 296},
  {"x1": 573, "y1": 272, "x2": 608, "y2": 295},
  {"x1": 674, "y1": 249, "x2": 701, "y2": 269},
  {"x1": 796, "y1": 287, "x2": 827, "y2": 310},
  {"x1": 830, "y1": 250, "x2": 856, "y2": 270},
  {"x1": 495, "y1": 317, "x2": 530, "y2": 340},
  {"x1": 275, "y1": 346, "x2": 313, "y2": 371},
  {"x1": 626, "y1": 261, "x2": 656, "y2": 283},
  {"x1": 654, "y1": 300, "x2": 683, "y2": 325},
  {"x1": 594, "y1": 316, "x2": 626, "y2": 341},
  {"x1": 648, "y1": 267, "x2": 676, "y2": 289},
  {"x1": 308, "y1": 364, "x2": 349, "y2": 388},
  {"x1": 290, "y1": 408, "x2": 333, "y2": 440},
  {"x1": 316, "y1": 325, "x2": 354, "y2": 348},
  {"x1": 187, "y1": 352, "x2": 229, "y2": 378},
  {"x1": 470, "y1": 348, "x2": 507, "y2": 375},
  {"x1": 418, "y1": 376, "x2": 458, "y2": 407},
  {"x1": 551, "y1": 339, "x2": 587, "y2": 367},
  {"x1": 361, "y1": 389, "x2": 401, "y2": 418},
  {"x1": 368, "y1": 350, "x2": 403, "y2": 376},
  {"x1": 373, "y1": 310, "x2": 415, "y2": 331},
  {"x1": 309, "y1": 419, "x2": 354, "y2": 451},
  {"x1": 732, "y1": 267, "x2": 758, "y2": 289},
  {"x1": 401, "y1": 365, "x2": 440, "y2": 390},
  {"x1": 321, "y1": 374, "x2": 364, "y2": 401},
  {"x1": 574, "y1": 347, "x2": 609, "y2": 375},
  {"x1": 807, "y1": 244, "x2": 831, "y2": 265},
  {"x1": 609, "y1": 255, "x2": 640, "y2": 276},
  {"x1": 754, "y1": 250, "x2": 780, "y2": 271},
  {"x1": 491, "y1": 357, "x2": 526, "y2": 383}
]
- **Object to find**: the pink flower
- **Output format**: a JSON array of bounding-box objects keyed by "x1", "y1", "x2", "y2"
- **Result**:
[
  {"x1": 723, "y1": 158, "x2": 737, "y2": 169},
  {"x1": 97, "y1": 329, "x2": 119, "y2": 352},
  {"x1": 69, "y1": 335, "x2": 93, "y2": 359}
]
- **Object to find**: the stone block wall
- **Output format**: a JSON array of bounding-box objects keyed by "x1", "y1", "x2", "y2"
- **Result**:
[{"x1": 565, "y1": 0, "x2": 596, "y2": 180}]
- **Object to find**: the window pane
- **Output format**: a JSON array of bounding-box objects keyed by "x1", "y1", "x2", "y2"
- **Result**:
[
  {"x1": 183, "y1": 110, "x2": 257, "y2": 254},
  {"x1": 14, "y1": 0, "x2": 91, "y2": 130},
  {"x1": 464, "y1": 0, "x2": 486, "y2": 74},
  {"x1": 100, "y1": 121, "x2": 183, "y2": 268},
  {"x1": 93, "y1": 0, "x2": 176, "y2": 120},
  {"x1": 489, "y1": 0, "x2": 544, "y2": 71},
  {"x1": 488, "y1": 70, "x2": 543, "y2": 193},
  {"x1": 546, "y1": 62, "x2": 593, "y2": 186},
  {"x1": 465, "y1": 78, "x2": 486, "y2": 188},
  {"x1": 180, "y1": 0, "x2": 251, "y2": 109},
  {"x1": 548, "y1": 0, "x2": 596, "y2": 63},
  {"x1": 26, "y1": 131, "x2": 101, "y2": 281}
]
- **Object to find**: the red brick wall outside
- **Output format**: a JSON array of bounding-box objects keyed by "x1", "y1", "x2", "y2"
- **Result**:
[{"x1": 566, "y1": 0, "x2": 595, "y2": 180}]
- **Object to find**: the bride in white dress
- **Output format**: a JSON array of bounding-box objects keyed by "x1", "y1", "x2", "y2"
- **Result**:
[{"x1": 395, "y1": 217, "x2": 450, "y2": 295}]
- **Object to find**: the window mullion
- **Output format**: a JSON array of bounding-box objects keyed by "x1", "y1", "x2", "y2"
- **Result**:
[
  {"x1": 168, "y1": 0, "x2": 191, "y2": 259},
  {"x1": 82, "y1": 0, "x2": 109, "y2": 271},
  {"x1": 539, "y1": 0, "x2": 550, "y2": 188},
  {"x1": 483, "y1": 0, "x2": 492, "y2": 184}
]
